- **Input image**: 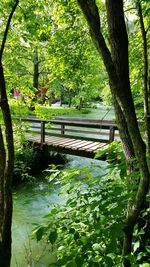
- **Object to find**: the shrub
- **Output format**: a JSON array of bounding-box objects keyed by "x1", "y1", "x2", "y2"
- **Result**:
[{"x1": 32, "y1": 148, "x2": 129, "y2": 266}]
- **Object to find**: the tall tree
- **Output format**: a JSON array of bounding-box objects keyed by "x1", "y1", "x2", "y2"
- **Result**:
[
  {"x1": 0, "y1": 1, "x2": 18, "y2": 266},
  {"x1": 136, "y1": 0, "x2": 150, "y2": 153},
  {"x1": 77, "y1": 0, "x2": 150, "y2": 266}
]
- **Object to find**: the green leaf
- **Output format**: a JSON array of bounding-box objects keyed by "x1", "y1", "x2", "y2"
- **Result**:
[
  {"x1": 133, "y1": 240, "x2": 140, "y2": 252},
  {"x1": 49, "y1": 230, "x2": 57, "y2": 245},
  {"x1": 92, "y1": 243, "x2": 101, "y2": 251},
  {"x1": 35, "y1": 226, "x2": 44, "y2": 242},
  {"x1": 74, "y1": 231, "x2": 80, "y2": 241},
  {"x1": 139, "y1": 264, "x2": 150, "y2": 267},
  {"x1": 146, "y1": 246, "x2": 150, "y2": 253},
  {"x1": 69, "y1": 227, "x2": 75, "y2": 233},
  {"x1": 75, "y1": 255, "x2": 84, "y2": 266}
]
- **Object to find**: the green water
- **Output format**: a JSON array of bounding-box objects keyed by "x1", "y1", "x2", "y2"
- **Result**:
[
  {"x1": 12, "y1": 181, "x2": 62, "y2": 267},
  {"x1": 11, "y1": 107, "x2": 113, "y2": 267},
  {"x1": 63, "y1": 105, "x2": 115, "y2": 120}
]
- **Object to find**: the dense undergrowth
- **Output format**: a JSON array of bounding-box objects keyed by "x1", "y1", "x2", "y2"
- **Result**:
[
  {"x1": 32, "y1": 143, "x2": 150, "y2": 267},
  {"x1": 13, "y1": 123, "x2": 66, "y2": 185}
]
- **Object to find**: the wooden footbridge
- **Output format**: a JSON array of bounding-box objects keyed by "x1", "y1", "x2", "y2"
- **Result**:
[{"x1": 18, "y1": 116, "x2": 118, "y2": 159}]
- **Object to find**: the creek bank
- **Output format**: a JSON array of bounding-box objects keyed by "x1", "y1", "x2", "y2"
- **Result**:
[{"x1": 13, "y1": 142, "x2": 67, "y2": 185}]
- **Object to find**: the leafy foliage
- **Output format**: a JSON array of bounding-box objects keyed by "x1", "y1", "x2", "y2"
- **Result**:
[
  {"x1": 13, "y1": 123, "x2": 35, "y2": 183},
  {"x1": 32, "y1": 145, "x2": 130, "y2": 266},
  {"x1": 32, "y1": 142, "x2": 150, "y2": 266}
]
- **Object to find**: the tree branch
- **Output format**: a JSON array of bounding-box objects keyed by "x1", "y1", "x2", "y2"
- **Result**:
[{"x1": 0, "y1": 0, "x2": 19, "y2": 60}]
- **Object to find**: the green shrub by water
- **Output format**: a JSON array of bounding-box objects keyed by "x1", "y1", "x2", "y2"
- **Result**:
[
  {"x1": 32, "y1": 143, "x2": 150, "y2": 266},
  {"x1": 32, "y1": 144, "x2": 127, "y2": 266}
]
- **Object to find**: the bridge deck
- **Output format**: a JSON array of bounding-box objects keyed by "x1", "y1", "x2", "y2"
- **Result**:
[{"x1": 27, "y1": 134, "x2": 109, "y2": 158}]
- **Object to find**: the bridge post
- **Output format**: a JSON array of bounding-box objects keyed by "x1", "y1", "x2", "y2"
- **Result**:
[
  {"x1": 61, "y1": 124, "x2": 65, "y2": 135},
  {"x1": 109, "y1": 126, "x2": 115, "y2": 143},
  {"x1": 41, "y1": 120, "x2": 45, "y2": 144}
]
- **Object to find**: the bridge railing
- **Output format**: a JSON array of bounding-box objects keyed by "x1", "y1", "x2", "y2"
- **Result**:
[{"x1": 17, "y1": 117, "x2": 119, "y2": 144}]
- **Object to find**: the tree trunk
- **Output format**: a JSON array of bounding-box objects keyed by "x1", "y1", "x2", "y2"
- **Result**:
[
  {"x1": 60, "y1": 85, "x2": 64, "y2": 107},
  {"x1": 112, "y1": 95, "x2": 135, "y2": 161},
  {"x1": 0, "y1": 63, "x2": 14, "y2": 267},
  {"x1": 33, "y1": 47, "x2": 39, "y2": 89},
  {"x1": 68, "y1": 89, "x2": 72, "y2": 107},
  {"x1": 0, "y1": 1, "x2": 18, "y2": 265},
  {"x1": 77, "y1": 1, "x2": 150, "y2": 266},
  {"x1": 137, "y1": 1, "x2": 150, "y2": 154}
]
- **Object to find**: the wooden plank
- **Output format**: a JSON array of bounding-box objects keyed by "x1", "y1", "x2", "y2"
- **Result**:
[
  {"x1": 45, "y1": 136, "x2": 73, "y2": 143},
  {"x1": 67, "y1": 140, "x2": 95, "y2": 150},
  {"x1": 86, "y1": 142, "x2": 107, "y2": 152},
  {"x1": 62, "y1": 139, "x2": 89, "y2": 147},
  {"x1": 45, "y1": 132, "x2": 109, "y2": 143},
  {"x1": 47, "y1": 138, "x2": 79, "y2": 147},
  {"x1": 79, "y1": 141, "x2": 100, "y2": 150},
  {"x1": 81, "y1": 144, "x2": 101, "y2": 152},
  {"x1": 65, "y1": 140, "x2": 92, "y2": 149},
  {"x1": 45, "y1": 136, "x2": 76, "y2": 145},
  {"x1": 45, "y1": 136, "x2": 65, "y2": 142},
  {"x1": 51, "y1": 139, "x2": 92, "y2": 149},
  {"x1": 46, "y1": 137, "x2": 95, "y2": 149}
]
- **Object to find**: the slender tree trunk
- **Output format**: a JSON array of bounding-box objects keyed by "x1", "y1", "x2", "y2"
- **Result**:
[
  {"x1": 0, "y1": 63, "x2": 14, "y2": 267},
  {"x1": 0, "y1": 1, "x2": 18, "y2": 266},
  {"x1": 60, "y1": 86, "x2": 64, "y2": 107},
  {"x1": 137, "y1": 1, "x2": 150, "y2": 154},
  {"x1": 68, "y1": 89, "x2": 72, "y2": 107},
  {"x1": 33, "y1": 46, "x2": 39, "y2": 89}
]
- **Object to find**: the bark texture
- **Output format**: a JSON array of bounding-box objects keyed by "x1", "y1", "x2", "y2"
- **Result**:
[{"x1": 137, "y1": 1, "x2": 150, "y2": 154}]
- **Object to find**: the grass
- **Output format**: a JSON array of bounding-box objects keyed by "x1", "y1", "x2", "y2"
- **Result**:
[{"x1": 8, "y1": 99, "x2": 90, "y2": 120}]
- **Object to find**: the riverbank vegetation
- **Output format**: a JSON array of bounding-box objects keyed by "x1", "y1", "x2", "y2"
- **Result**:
[
  {"x1": 0, "y1": 0, "x2": 150, "y2": 267},
  {"x1": 13, "y1": 127, "x2": 66, "y2": 184},
  {"x1": 33, "y1": 143, "x2": 150, "y2": 267}
]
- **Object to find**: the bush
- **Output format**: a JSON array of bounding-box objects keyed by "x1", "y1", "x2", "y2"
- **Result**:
[
  {"x1": 9, "y1": 98, "x2": 30, "y2": 118},
  {"x1": 13, "y1": 122, "x2": 67, "y2": 184},
  {"x1": 32, "y1": 148, "x2": 129, "y2": 267},
  {"x1": 32, "y1": 143, "x2": 150, "y2": 266},
  {"x1": 13, "y1": 142, "x2": 36, "y2": 184}
]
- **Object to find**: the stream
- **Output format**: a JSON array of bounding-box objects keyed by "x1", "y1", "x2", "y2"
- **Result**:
[{"x1": 11, "y1": 107, "x2": 115, "y2": 267}]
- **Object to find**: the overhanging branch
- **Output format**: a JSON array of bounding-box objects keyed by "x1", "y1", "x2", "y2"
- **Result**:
[{"x1": 0, "y1": 0, "x2": 19, "y2": 61}]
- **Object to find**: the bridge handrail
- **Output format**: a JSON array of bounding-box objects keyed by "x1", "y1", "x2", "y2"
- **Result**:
[{"x1": 16, "y1": 116, "x2": 118, "y2": 144}]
